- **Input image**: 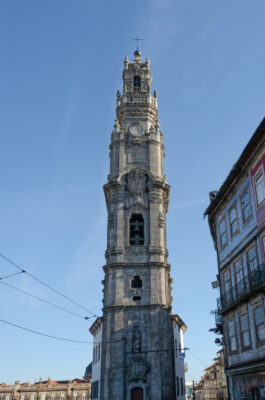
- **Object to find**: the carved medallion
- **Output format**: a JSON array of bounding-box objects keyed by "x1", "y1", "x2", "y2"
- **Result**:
[
  {"x1": 128, "y1": 358, "x2": 149, "y2": 382},
  {"x1": 127, "y1": 169, "x2": 147, "y2": 197},
  {"x1": 130, "y1": 124, "x2": 143, "y2": 136}
]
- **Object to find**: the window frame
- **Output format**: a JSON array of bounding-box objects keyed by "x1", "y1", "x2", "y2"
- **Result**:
[
  {"x1": 233, "y1": 256, "x2": 245, "y2": 296},
  {"x1": 180, "y1": 377, "x2": 183, "y2": 396},
  {"x1": 227, "y1": 319, "x2": 238, "y2": 354},
  {"x1": 261, "y1": 233, "x2": 265, "y2": 261},
  {"x1": 176, "y1": 377, "x2": 179, "y2": 396},
  {"x1": 222, "y1": 267, "x2": 232, "y2": 305},
  {"x1": 254, "y1": 167, "x2": 265, "y2": 208},
  {"x1": 98, "y1": 343, "x2": 101, "y2": 362},
  {"x1": 239, "y1": 312, "x2": 251, "y2": 351},
  {"x1": 240, "y1": 186, "x2": 253, "y2": 224},
  {"x1": 247, "y1": 244, "x2": 258, "y2": 273},
  {"x1": 253, "y1": 305, "x2": 265, "y2": 346},
  {"x1": 218, "y1": 217, "x2": 228, "y2": 249},
  {"x1": 228, "y1": 203, "x2": 239, "y2": 238}
]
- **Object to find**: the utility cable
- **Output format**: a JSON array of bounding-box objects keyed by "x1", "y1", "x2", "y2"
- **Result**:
[
  {"x1": 0, "y1": 318, "x2": 93, "y2": 344},
  {"x1": 189, "y1": 350, "x2": 209, "y2": 368},
  {"x1": 0, "y1": 253, "x2": 98, "y2": 318},
  {"x1": 0, "y1": 280, "x2": 93, "y2": 321},
  {"x1": 0, "y1": 271, "x2": 25, "y2": 280},
  {"x1": 0, "y1": 318, "x2": 121, "y2": 345},
  {"x1": 0, "y1": 317, "x2": 199, "y2": 354}
]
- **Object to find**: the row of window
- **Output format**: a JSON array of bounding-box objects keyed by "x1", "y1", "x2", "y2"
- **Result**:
[
  {"x1": 0, "y1": 394, "x2": 87, "y2": 400},
  {"x1": 218, "y1": 187, "x2": 252, "y2": 248},
  {"x1": 227, "y1": 304, "x2": 265, "y2": 354},
  {"x1": 222, "y1": 244, "x2": 259, "y2": 295},
  {"x1": 93, "y1": 343, "x2": 101, "y2": 364},
  {"x1": 218, "y1": 168, "x2": 265, "y2": 249}
]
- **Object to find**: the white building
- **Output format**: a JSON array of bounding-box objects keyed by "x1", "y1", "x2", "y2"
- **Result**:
[
  {"x1": 89, "y1": 317, "x2": 103, "y2": 400},
  {"x1": 171, "y1": 315, "x2": 187, "y2": 400}
]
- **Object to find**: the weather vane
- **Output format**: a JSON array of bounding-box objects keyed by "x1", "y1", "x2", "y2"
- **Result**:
[{"x1": 131, "y1": 35, "x2": 143, "y2": 51}]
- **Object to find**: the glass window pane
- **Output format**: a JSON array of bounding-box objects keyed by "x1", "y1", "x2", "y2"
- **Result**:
[
  {"x1": 256, "y1": 171, "x2": 265, "y2": 204},
  {"x1": 220, "y1": 220, "x2": 225, "y2": 234},
  {"x1": 240, "y1": 315, "x2": 248, "y2": 331},
  {"x1": 228, "y1": 321, "x2": 235, "y2": 336},
  {"x1": 230, "y1": 337, "x2": 237, "y2": 351},
  {"x1": 230, "y1": 208, "x2": 237, "y2": 222},
  {"x1": 255, "y1": 307, "x2": 264, "y2": 325},
  {"x1": 243, "y1": 331, "x2": 250, "y2": 347},
  {"x1": 241, "y1": 191, "x2": 249, "y2": 206},
  {"x1": 258, "y1": 324, "x2": 265, "y2": 341},
  {"x1": 231, "y1": 220, "x2": 238, "y2": 235}
]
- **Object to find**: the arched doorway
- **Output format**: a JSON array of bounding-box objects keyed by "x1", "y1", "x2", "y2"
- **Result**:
[{"x1": 131, "y1": 387, "x2": 143, "y2": 400}]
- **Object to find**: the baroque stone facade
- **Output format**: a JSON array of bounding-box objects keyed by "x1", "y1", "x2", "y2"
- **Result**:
[{"x1": 100, "y1": 51, "x2": 175, "y2": 399}]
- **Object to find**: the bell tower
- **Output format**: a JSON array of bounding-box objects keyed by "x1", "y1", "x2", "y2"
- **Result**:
[{"x1": 100, "y1": 50, "x2": 175, "y2": 400}]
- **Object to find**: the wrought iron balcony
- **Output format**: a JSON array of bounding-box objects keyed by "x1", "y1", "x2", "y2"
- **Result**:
[{"x1": 219, "y1": 263, "x2": 265, "y2": 313}]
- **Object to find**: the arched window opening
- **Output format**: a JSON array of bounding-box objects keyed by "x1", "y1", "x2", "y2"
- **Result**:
[
  {"x1": 131, "y1": 275, "x2": 142, "y2": 288},
  {"x1": 131, "y1": 387, "x2": 143, "y2": 400},
  {"x1": 134, "y1": 75, "x2": 141, "y2": 88},
  {"x1": 130, "y1": 214, "x2": 144, "y2": 245}
]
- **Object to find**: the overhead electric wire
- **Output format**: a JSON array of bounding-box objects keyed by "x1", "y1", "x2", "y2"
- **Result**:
[
  {"x1": 0, "y1": 280, "x2": 93, "y2": 321},
  {"x1": 0, "y1": 253, "x2": 98, "y2": 318},
  {"x1": 0, "y1": 318, "x2": 93, "y2": 344},
  {"x1": 189, "y1": 350, "x2": 209, "y2": 368},
  {"x1": 0, "y1": 271, "x2": 25, "y2": 280},
  {"x1": 0, "y1": 318, "x2": 121, "y2": 345},
  {"x1": 0, "y1": 317, "x2": 197, "y2": 358}
]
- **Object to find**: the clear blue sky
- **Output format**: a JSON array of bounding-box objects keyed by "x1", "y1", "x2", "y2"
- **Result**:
[{"x1": 1, "y1": 0, "x2": 265, "y2": 384}]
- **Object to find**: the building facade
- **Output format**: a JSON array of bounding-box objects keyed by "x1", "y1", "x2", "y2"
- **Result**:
[
  {"x1": 89, "y1": 317, "x2": 103, "y2": 400},
  {"x1": 205, "y1": 119, "x2": 265, "y2": 399},
  {"x1": 99, "y1": 50, "x2": 176, "y2": 400},
  {"x1": 171, "y1": 315, "x2": 187, "y2": 400},
  {"x1": 193, "y1": 350, "x2": 228, "y2": 400},
  {"x1": 0, "y1": 379, "x2": 91, "y2": 400}
]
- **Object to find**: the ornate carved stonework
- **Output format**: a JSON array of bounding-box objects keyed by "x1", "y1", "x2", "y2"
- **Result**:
[
  {"x1": 124, "y1": 201, "x2": 149, "y2": 212},
  {"x1": 128, "y1": 358, "x2": 149, "y2": 382},
  {"x1": 108, "y1": 212, "x2": 114, "y2": 227},
  {"x1": 127, "y1": 169, "x2": 147, "y2": 197},
  {"x1": 158, "y1": 212, "x2": 165, "y2": 228}
]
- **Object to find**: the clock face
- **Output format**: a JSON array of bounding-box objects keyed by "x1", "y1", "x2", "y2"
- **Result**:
[{"x1": 130, "y1": 124, "x2": 143, "y2": 136}]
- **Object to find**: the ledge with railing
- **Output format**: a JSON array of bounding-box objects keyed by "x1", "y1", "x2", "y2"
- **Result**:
[{"x1": 218, "y1": 263, "x2": 265, "y2": 313}]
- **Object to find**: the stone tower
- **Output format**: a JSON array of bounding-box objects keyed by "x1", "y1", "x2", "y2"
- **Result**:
[{"x1": 101, "y1": 50, "x2": 175, "y2": 400}]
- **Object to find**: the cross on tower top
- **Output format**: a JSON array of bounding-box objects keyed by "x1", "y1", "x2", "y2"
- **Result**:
[{"x1": 131, "y1": 35, "x2": 143, "y2": 51}]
